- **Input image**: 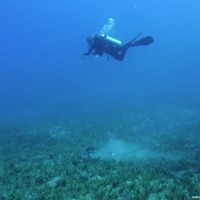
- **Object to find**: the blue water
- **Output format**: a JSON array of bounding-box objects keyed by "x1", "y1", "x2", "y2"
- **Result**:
[
  {"x1": 1, "y1": 0, "x2": 200, "y2": 118},
  {"x1": 1, "y1": 1, "x2": 200, "y2": 199}
]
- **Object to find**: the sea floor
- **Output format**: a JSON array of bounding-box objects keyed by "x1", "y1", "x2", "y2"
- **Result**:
[{"x1": 0, "y1": 105, "x2": 200, "y2": 199}]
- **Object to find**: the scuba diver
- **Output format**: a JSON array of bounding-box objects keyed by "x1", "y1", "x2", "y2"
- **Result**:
[{"x1": 82, "y1": 33, "x2": 154, "y2": 61}]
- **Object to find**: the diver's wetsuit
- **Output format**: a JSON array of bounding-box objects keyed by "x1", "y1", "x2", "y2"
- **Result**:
[
  {"x1": 83, "y1": 34, "x2": 134, "y2": 61},
  {"x1": 83, "y1": 34, "x2": 154, "y2": 61}
]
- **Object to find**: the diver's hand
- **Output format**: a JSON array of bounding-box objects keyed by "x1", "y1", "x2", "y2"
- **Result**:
[{"x1": 82, "y1": 53, "x2": 87, "y2": 59}]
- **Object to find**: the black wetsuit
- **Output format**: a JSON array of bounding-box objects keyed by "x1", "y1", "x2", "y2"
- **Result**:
[
  {"x1": 83, "y1": 34, "x2": 154, "y2": 61},
  {"x1": 83, "y1": 34, "x2": 133, "y2": 61}
]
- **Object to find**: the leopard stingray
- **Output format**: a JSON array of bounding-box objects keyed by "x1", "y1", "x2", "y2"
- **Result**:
[{"x1": 86, "y1": 138, "x2": 183, "y2": 161}]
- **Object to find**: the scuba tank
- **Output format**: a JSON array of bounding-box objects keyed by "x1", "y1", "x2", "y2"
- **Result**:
[{"x1": 100, "y1": 34, "x2": 122, "y2": 46}]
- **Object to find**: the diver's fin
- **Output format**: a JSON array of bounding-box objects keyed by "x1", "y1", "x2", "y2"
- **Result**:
[
  {"x1": 130, "y1": 32, "x2": 142, "y2": 43},
  {"x1": 133, "y1": 36, "x2": 154, "y2": 46}
]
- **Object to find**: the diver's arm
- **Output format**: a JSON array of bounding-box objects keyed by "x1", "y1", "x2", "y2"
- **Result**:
[{"x1": 82, "y1": 45, "x2": 94, "y2": 58}]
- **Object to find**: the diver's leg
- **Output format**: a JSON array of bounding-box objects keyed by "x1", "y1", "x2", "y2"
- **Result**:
[
  {"x1": 120, "y1": 33, "x2": 142, "y2": 49},
  {"x1": 113, "y1": 37, "x2": 142, "y2": 60},
  {"x1": 108, "y1": 48, "x2": 128, "y2": 61},
  {"x1": 109, "y1": 35, "x2": 154, "y2": 61},
  {"x1": 122, "y1": 35, "x2": 154, "y2": 48},
  {"x1": 105, "y1": 44, "x2": 130, "y2": 61}
]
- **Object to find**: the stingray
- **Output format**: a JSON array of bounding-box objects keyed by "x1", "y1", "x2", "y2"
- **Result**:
[{"x1": 84, "y1": 147, "x2": 98, "y2": 157}]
